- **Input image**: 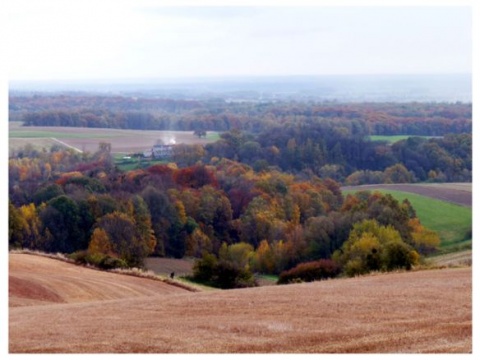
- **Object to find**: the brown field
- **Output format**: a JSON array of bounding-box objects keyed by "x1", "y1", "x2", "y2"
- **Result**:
[
  {"x1": 9, "y1": 122, "x2": 218, "y2": 154},
  {"x1": 144, "y1": 257, "x2": 195, "y2": 278},
  {"x1": 342, "y1": 183, "x2": 472, "y2": 207},
  {"x1": 9, "y1": 253, "x2": 472, "y2": 353},
  {"x1": 9, "y1": 254, "x2": 190, "y2": 308}
]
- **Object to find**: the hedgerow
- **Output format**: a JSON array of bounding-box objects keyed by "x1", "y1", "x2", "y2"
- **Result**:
[{"x1": 277, "y1": 259, "x2": 341, "y2": 284}]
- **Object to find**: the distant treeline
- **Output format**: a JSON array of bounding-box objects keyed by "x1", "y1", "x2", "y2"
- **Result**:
[
  {"x1": 10, "y1": 95, "x2": 472, "y2": 136},
  {"x1": 207, "y1": 129, "x2": 471, "y2": 184},
  {"x1": 9, "y1": 95, "x2": 472, "y2": 184}
]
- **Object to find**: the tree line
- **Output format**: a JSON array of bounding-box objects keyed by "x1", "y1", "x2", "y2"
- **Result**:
[
  {"x1": 205, "y1": 129, "x2": 471, "y2": 183},
  {"x1": 11, "y1": 95, "x2": 471, "y2": 136}
]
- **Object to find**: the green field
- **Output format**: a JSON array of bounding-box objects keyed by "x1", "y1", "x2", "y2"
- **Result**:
[
  {"x1": 113, "y1": 154, "x2": 168, "y2": 171},
  {"x1": 343, "y1": 189, "x2": 472, "y2": 253},
  {"x1": 369, "y1": 135, "x2": 440, "y2": 143},
  {"x1": 205, "y1": 132, "x2": 221, "y2": 141}
]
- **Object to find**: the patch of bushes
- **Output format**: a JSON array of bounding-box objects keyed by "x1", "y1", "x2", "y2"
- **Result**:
[
  {"x1": 277, "y1": 259, "x2": 341, "y2": 284},
  {"x1": 69, "y1": 251, "x2": 128, "y2": 270},
  {"x1": 191, "y1": 252, "x2": 257, "y2": 289}
]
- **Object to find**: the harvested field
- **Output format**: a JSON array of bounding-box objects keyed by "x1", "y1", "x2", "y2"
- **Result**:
[
  {"x1": 9, "y1": 253, "x2": 472, "y2": 353},
  {"x1": 9, "y1": 122, "x2": 218, "y2": 154},
  {"x1": 342, "y1": 183, "x2": 472, "y2": 207},
  {"x1": 9, "y1": 254, "x2": 189, "y2": 308}
]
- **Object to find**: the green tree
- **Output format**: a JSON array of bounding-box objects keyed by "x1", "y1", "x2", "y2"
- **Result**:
[
  {"x1": 141, "y1": 186, "x2": 174, "y2": 256},
  {"x1": 192, "y1": 252, "x2": 218, "y2": 282},
  {"x1": 218, "y1": 242, "x2": 255, "y2": 270},
  {"x1": 40, "y1": 195, "x2": 82, "y2": 253}
]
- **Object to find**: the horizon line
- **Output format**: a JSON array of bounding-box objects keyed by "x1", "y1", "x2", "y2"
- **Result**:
[{"x1": 9, "y1": 72, "x2": 472, "y2": 85}]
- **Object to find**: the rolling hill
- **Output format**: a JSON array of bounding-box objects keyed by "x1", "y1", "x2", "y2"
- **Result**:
[{"x1": 9, "y1": 253, "x2": 471, "y2": 353}]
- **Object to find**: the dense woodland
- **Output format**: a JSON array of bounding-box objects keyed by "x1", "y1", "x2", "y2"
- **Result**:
[
  {"x1": 11, "y1": 95, "x2": 471, "y2": 136},
  {"x1": 9, "y1": 95, "x2": 470, "y2": 287},
  {"x1": 10, "y1": 144, "x2": 439, "y2": 287}
]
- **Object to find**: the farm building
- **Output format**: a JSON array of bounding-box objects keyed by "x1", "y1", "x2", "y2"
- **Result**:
[{"x1": 143, "y1": 144, "x2": 174, "y2": 159}]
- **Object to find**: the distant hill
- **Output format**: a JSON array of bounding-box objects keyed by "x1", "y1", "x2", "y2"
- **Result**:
[{"x1": 9, "y1": 73, "x2": 471, "y2": 103}]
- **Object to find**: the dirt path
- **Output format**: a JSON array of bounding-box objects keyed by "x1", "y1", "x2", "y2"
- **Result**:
[
  {"x1": 342, "y1": 183, "x2": 472, "y2": 207},
  {"x1": 50, "y1": 137, "x2": 83, "y2": 153}
]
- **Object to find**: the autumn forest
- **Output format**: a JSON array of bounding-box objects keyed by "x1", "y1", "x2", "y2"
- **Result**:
[{"x1": 8, "y1": 94, "x2": 472, "y2": 288}]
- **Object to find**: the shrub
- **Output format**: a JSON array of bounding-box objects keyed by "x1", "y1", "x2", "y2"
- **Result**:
[
  {"x1": 192, "y1": 252, "x2": 218, "y2": 282},
  {"x1": 382, "y1": 241, "x2": 418, "y2": 271},
  {"x1": 67, "y1": 251, "x2": 127, "y2": 270},
  {"x1": 68, "y1": 250, "x2": 89, "y2": 264},
  {"x1": 213, "y1": 260, "x2": 257, "y2": 289},
  {"x1": 99, "y1": 255, "x2": 128, "y2": 270},
  {"x1": 277, "y1": 259, "x2": 341, "y2": 284},
  {"x1": 192, "y1": 252, "x2": 257, "y2": 289}
]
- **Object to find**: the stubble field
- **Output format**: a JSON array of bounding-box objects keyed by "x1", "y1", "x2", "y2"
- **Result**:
[
  {"x1": 9, "y1": 122, "x2": 219, "y2": 154},
  {"x1": 9, "y1": 253, "x2": 472, "y2": 353}
]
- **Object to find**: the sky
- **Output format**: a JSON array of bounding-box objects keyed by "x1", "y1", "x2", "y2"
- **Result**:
[{"x1": 5, "y1": 0, "x2": 473, "y2": 81}]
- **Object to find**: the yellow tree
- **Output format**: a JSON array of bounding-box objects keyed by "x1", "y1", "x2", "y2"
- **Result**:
[
  {"x1": 333, "y1": 219, "x2": 420, "y2": 277},
  {"x1": 9, "y1": 202, "x2": 27, "y2": 249},
  {"x1": 18, "y1": 203, "x2": 42, "y2": 249},
  {"x1": 408, "y1": 218, "x2": 440, "y2": 255},
  {"x1": 185, "y1": 228, "x2": 212, "y2": 257},
  {"x1": 252, "y1": 240, "x2": 275, "y2": 274},
  {"x1": 88, "y1": 228, "x2": 114, "y2": 256}
]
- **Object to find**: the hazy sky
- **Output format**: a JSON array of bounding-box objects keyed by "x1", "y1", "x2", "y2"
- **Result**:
[{"x1": 6, "y1": 0, "x2": 472, "y2": 81}]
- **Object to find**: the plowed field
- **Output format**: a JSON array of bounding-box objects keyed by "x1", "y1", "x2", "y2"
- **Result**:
[
  {"x1": 9, "y1": 253, "x2": 472, "y2": 353},
  {"x1": 342, "y1": 183, "x2": 471, "y2": 207}
]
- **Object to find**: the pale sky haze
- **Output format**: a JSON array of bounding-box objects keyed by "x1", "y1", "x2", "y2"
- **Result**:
[{"x1": 6, "y1": 0, "x2": 472, "y2": 81}]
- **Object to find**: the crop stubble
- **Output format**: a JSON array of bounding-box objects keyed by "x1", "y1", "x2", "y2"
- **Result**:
[
  {"x1": 9, "y1": 123, "x2": 217, "y2": 153},
  {"x1": 9, "y1": 254, "x2": 471, "y2": 353}
]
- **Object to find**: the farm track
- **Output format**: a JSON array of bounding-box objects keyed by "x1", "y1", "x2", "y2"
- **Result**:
[
  {"x1": 342, "y1": 183, "x2": 472, "y2": 207},
  {"x1": 9, "y1": 254, "x2": 472, "y2": 353},
  {"x1": 50, "y1": 137, "x2": 83, "y2": 153}
]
